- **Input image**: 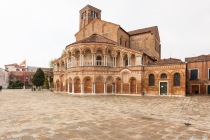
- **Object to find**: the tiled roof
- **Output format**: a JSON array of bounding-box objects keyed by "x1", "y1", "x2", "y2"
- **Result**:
[
  {"x1": 80, "y1": 5, "x2": 101, "y2": 12},
  {"x1": 128, "y1": 26, "x2": 160, "y2": 41},
  {"x1": 149, "y1": 58, "x2": 183, "y2": 65},
  {"x1": 128, "y1": 26, "x2": 157, "y2": 35},
  {"x1": 185, "y1": 54, "x2": 210, "y2": 62},
  {"x1": 69, "y1": 33, "x2": 118, "y2": 46},
  {"x1": 4, "y1": 63, "x2": 18, "y2": 66}
]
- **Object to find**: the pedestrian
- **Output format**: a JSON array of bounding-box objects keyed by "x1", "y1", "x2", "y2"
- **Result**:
[{"x1": 0, "y1": 86, "x2": 2, "y2": 92}]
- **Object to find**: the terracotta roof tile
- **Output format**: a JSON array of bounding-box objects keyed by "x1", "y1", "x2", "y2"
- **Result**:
[
  {"x1": 4, "y1": 63, "x2": 18, "y2": 66},
  {"x1": 80, "y1": 5, "x2": 101, "y2": 12},
  {"x1": 185, "y1": 54, "x2": 210, "y2": 62},
  {"x1": 128, "y1": 26, "x2": 156, "y2": 35},
  {"x1": 128, "y1": 26, "x2": 160, "y2": 41},
  {"x1": 68, "y1": 33, "x2": 118, "y2": 46},
  {"x1": 149, "y1": 58, "x2": 184, "y2": 65}
]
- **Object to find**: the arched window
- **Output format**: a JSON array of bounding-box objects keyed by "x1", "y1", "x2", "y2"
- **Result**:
[
  {"x1": 149, "y1": 74, "x2": 155, "y2": 86},
  {"x1": 96, "y1": 56, "x2": 102, "y2": 65},
  {"x1": 174, "y1": 73, "x2": 180, "y2": 86},
  {"x1": 161, "y1": 73, "x2": 167, "y2": 79},
  {"x1": 91, "y1": 11, "x2": 94, "y2": 17}
]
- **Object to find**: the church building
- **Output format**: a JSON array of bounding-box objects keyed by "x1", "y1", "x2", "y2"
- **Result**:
[{"x1": 53, "y1": 5, "x2": 186, "y2": 96}]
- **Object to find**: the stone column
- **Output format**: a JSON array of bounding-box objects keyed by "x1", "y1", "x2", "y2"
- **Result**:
[
  {"x1": 92, "y1": 54, "x2": 95, "y2": 66},
  {"x1": 67, "y1": 82, "x2": 70, "y2": 94},
  {"x1": 121, "y1": 57, "x2": 123, "y2": 67},
  {"x1": 72, "y1": 83, "x2": 74, "y2": 94},
  {"x1": 92, "y1": 83, "x2": 95, "y2": 94},
  {"x1": 128, "y1": 83, "x2": 130, "y2": 94},
  {"x1": 115, "y1": 57, "x2": 117, "y2": 67},
  {"x1": 80, "y1": 55, "x2": 84, "y2": 66},
  {"x1": 121, "y1": 83, "x2": 123, "y2": 94},
  {"x1": 104, "y1": 55, "x2": 106, "y2": 66},
  {"x1": 106, "y1": 56, "x2": 108, "y2": 66},
  {"x1": 128, "y1": 56, "x2": 131, "y2": 66},
  {"x1": 92, "y1": 55, "x2": 94, "y2": 66},
  {"x1": 115, "y1": 83, "x2": 117, "y2": 94},
  {"x1": 112, "y1": 57, "x2": 115, "y2": 67},
  {"x1": 104, "y1": 83, "x2": 107, "y2": 94},
  {"x1": 112, "y1": 83, "x2": 114, "y2": 94},
  {"x1": 81, "y1": 83, "x2": 84, "y2": 94},
  {"x1": 136, "y1": 83, "x2": 138, "y2": 94}
]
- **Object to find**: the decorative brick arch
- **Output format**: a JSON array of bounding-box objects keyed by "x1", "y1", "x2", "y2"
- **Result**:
[
  {"x1": 157, "y1": 71, "x2": 170, "y2": 79},
  {"x1": 82, "y1": 47, "x2": 93, "y2": 54},
  {"x1": 95, "y1": 75, "x2": 104, "y2": 93},
  {"x1": 83, "y1": 76, "x2": 92, "y2": 93},
  {"x1": 67, "y1": 77, "x2": 73, "y2": 93},
  {"x1": 59, "y1": 74, "x2": 66, "y2": 92},
  {"x1": 73, "y1": 76, "x2": 81, "y2": 93},
  {"x1": 130, "y1": 77, "x2": 137, "y2": 94},
  {"x1": 55, "y1": 79, "x2": 60, "y2": 92},
  {"x1": 94, "y1": 46, "x2": 105, "y2": 54},
  {"x1": 106, "y1": 76, "x2": 114, "y2": 93},
  {"x1": 71, "y1": 48, "x2": 82, "y2": 55},
  {"x1": 115, "y1": 77, "x2": 122, "y2": 94}
]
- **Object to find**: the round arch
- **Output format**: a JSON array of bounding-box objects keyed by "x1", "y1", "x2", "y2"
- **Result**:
[
  {"x1": 73, "y1": 76, "x2": 81, "y2": 93},
  {"x1": 83, "y1": 76, "x2": 92, "y2": 93},
  {"x1": 130, "y1": 77, "x2": 137, "y2": 94},
  {"x1": 106, "y1": 76, "x2": 114, "y2": 93},
  {"x1": 95, "y1": 75, "x2": 104, "y2": 93},
  {"x1": 115, "y1": 77, "x2": 122, "y2": 94}
]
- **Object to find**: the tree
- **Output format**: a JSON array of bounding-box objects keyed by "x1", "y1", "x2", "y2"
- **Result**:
[
  {"x1": 49, "y1": 59, "x2": 56, "y2": 68},
  {"x1": 32, "y1": 68, "x2": 45, "y2": 89},
  {"x1": 44, "y1": 76, "x2": 49, "y2": 89},
  {"x1": 8, "y1": 80, "x2": 23, "y2": 89}
]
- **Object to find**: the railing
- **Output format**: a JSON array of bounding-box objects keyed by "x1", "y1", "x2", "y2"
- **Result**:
[
  {"x1": 54, "y1": 60, "x2": 140, "y2": 71},
  {"x1": 84, "y1": 60, "x2": 92, "y2": 66}
]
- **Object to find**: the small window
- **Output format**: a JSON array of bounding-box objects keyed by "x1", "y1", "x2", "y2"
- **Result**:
[
  {"x1": 161, "y1": 73, "x2": 167, "y2": 79},
  {"x1": 91, "y1": 11, "x2": 94, "y2": 17},
  {"x1": 173, "y1": 73, "x2": 180, "y2": 86},
  {"x1": 190, "y1": 69, "x2": 198, "y2": 80},
  {"x1": 125, "y1": 41, "x2": 127, "y2": 47},
  {"x1": 120, "y1": 37, "x2": 122, "y2": 45},
  {"x1": 96, "y1": 56, "x2": 102, "y2": 66},
  {"x1": 16, "y1": 69, "x2": 19, "y2": 71},
  {"x1": 149, "y1": 74, "x2": 155, "y2": 86}
]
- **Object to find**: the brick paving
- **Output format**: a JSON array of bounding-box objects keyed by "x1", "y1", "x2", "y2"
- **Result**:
[{"x1": 0, "y1": 90, "x2": 210, "y2": 140}]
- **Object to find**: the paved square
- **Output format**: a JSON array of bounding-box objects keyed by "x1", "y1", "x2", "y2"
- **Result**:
[{"x1": 0, "y1": 90, "x2": 210, "y2": 140}]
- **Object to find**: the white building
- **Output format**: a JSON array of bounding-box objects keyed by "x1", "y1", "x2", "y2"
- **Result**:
[
  {"x1": 0, "y1": 68, "x2": 9, "y2": 88},
  {"x1": 5, "y1": 63, "x2": 24, "y2": 72}
]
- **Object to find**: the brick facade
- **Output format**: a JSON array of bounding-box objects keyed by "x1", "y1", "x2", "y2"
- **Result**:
[
  {"x1": 186, "y1": 55, "x2": 210, "y2": 95},
  {"x1": 53, "y1": 5, "x2": 186, "y2": 96}
]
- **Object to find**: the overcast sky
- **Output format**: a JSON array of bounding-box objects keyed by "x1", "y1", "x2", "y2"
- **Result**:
[{"x1": 0, "y1": 0, "x2": 210, "y2": 68}]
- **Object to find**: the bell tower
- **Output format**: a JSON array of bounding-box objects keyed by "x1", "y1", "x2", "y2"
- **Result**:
[{"x1": 79, "y1": 5, "x2": 101, "y2": 30}]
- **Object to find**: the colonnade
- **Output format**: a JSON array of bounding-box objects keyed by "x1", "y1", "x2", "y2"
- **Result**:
[
  {"x1": 55, "y1": 79, "x2": 139, "y2": 94},
  {"x1": 54, "y1": 54, "x2": 142, "y2": 71}
]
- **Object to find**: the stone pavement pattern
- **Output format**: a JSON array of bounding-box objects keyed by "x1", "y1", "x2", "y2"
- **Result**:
[{"x1": 0, "y1": 90, "x2": 210, "y2": 140}]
